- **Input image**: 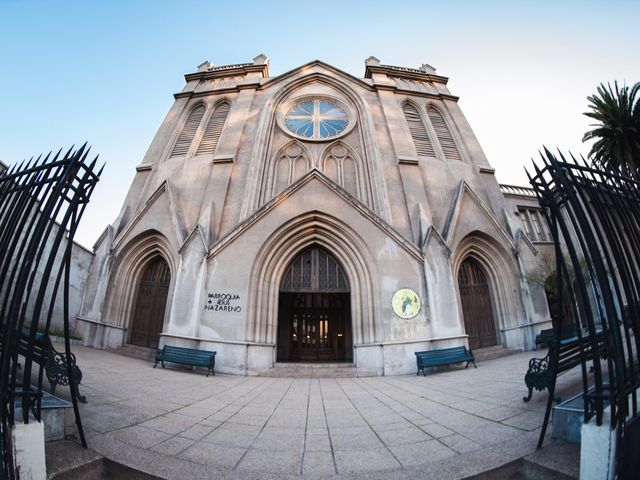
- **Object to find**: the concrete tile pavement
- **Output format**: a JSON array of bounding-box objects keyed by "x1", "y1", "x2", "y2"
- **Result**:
[{"x1": 48, "y1": 345, "x2": 582, "y2": 479}]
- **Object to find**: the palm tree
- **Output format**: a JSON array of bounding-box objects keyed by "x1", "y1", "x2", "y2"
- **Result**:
[{"x1": 582, "y1": 81, "x2": 640, "y2": 175}]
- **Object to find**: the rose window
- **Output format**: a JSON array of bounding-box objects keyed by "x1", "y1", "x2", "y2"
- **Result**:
[{"x1": 283, "y1": 98, "x2": 350, "y2": 140}]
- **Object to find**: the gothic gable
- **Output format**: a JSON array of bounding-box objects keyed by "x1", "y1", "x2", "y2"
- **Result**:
[
  {"x1": 443, "y1": 181, "x2": 516, "y2": 253},
  {"x1": 209, "y1": 169, "x2": 420, "y2": 262}
]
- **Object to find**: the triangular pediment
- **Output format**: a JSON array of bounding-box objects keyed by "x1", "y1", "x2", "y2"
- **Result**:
[
  {"x1": 443, "y1": 181, "x2": 516, "y2": 252},
  {"x1": 261, "y1": 60, "x2": 374, "y2": 91},
  {"x1": 111, "y1": 180, "x2": 188, "y2": 253},
  {"x1": 208, "y1": 169, "x2": 421, "y2": 261}
]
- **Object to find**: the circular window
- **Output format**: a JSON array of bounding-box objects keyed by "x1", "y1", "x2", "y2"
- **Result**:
[{"x1": 281, "y1": 97, "x2": 353, "y2": 141}]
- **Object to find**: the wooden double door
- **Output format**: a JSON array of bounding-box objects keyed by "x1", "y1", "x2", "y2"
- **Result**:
[
  {"x1": 278, "y1": 292, "x2": 351, "y2": 361},
  {"x1": 458, "y1": 257, "x2": 497, "y2": 350},
  {"x1": 277, "y1": 246, "x2": 352, "y2": 362},
  {"x1": 130, "y1": 257, "x2": 171, "y2": 349}
]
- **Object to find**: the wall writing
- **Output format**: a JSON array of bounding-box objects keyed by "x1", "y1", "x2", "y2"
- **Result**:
[{"x1": 204, "y1": 292, "x2": 242, "y2": 312}]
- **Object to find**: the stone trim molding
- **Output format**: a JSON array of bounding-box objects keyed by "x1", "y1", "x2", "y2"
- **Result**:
[
  {"x1": 75, "y1": 316, "x2": 127, "y2": 330},
  {"x1": 365, "y1": 63, "x2": 450, "y2": 84},
  {"x1": 212, "y1": 155, "x2": 234, "y2": 164},
  {"x1": 398, "y1": 156, "x2": 419, "y2": 165},
  {"x1": 353, "y1": 334, "x2": 468, "y2": 348},
  {"x1": 160, "y1": 333, "x2": 274, "y2": 348},
  {"x1": 500, "y1": 318, "x2": 550, "y2": 332}
]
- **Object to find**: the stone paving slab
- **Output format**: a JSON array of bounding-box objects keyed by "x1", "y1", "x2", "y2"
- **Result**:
[{"x1": 47, "y1": 346, "x2": 583, "y2": 479}]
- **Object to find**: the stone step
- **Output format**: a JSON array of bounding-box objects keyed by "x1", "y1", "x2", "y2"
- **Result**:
[
  {"x1": 263, "y1": 371, "x2": 358, "y2": 378},
  {"x1": 262, "y1": 362, "x2": 357, "y2": 378},
  {"x1": 473, "y1": 346, "x2": 522, "y2": 362},
  {"x1": 47, "y1": 440, "x2": 162, "y2": 479},
  {"x1": 272, "y1": 362, "x2": 354, "y2": 369},
  {"x1": 462, "y1": 458, "x2": 576, "y2": 479},
  {"x1": 107, "y1": 344, "x2": 156, "y2": 362},
  {"x1": 46, "y1": 440, "x2": 104, "y2": 480}
]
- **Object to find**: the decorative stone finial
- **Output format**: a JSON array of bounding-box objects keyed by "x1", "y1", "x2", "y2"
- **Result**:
[
  {"x1": 253, "y1": 54, "x2": 269, "y2": 65},
  {"x1": 365, "y1": 56, "x2": 381, "y2": 66},
  {"x1": 197, "y1": 61, "x2": 212, "y2": 72},
  {"x1": 420, "y1": 63, "x2": 437, "y2": 74}
]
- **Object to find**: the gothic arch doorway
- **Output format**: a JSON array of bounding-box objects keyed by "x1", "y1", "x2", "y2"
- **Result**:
[
  {"x1": 129, "y1": 256, "x2": 171, "y2": 348},
  {"x1": 276, "y1": 246, "x2": 352, "y2": 362},
  {"x1": 458, "y1": 257, "x2": 497, "y2": 350}
]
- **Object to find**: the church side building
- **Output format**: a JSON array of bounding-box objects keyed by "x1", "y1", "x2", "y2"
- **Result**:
[{"x1": 77, "y1": 55, "x2": 552, "y2": 375}]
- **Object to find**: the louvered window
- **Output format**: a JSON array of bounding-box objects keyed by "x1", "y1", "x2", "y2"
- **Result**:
[
  {"x1": 170, "y1": 105, "x2": 205, "y2": 157},
  {"x1": 403, "y1": 103, "x2": 435, "y2": 157},
  {"x1": 196, "y1": 102, "x2": 230, "y2": 155},
  {"x1": 428, "y1": 107, "x2": 461, "y2": 160}
]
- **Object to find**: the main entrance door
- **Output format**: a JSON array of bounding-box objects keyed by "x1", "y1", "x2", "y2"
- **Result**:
[
  {"x1": 458, "y1": 257, "x2": 497, "y2": 350},
  {"x1": 130, "y1": 256, "x2": 171, "y2": 348},
  {"x1": 277, "y1": 247, "x2": 352, "y2": 362}
]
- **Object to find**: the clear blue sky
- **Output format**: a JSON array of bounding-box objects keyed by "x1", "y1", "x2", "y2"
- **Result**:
[{"x1": 1, "y1": 0, "x2": 639, "y2": 247}]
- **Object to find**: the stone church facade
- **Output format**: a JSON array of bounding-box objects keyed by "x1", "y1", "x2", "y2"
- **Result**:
[{"x1": 77, "y1": 55, "x2": 552, "y2": 375}]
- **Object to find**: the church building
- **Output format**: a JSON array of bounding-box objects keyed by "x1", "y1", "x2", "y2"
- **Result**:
[{"x1": 77, "y1": 55, "x2": 552, "y2": 375}]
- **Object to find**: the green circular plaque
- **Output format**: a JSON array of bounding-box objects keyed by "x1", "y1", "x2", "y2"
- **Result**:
[{"x1": 392, "y1": 288, "x2": 421, "y2": 319}]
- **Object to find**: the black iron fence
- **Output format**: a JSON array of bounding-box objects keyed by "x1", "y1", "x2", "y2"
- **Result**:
[
  {"x1": 528, "y1": 149, "x2": 640, "y2": 478},
  {"x1": 0, "y1": 145, "x2": 101, "y2": 479}
]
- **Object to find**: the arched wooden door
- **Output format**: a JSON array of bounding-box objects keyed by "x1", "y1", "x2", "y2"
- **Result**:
[
  {"x1": 277, "y1": 246, "x2": 352, "y2": 362},
  {"x1": 458, "y1": 257, "x2": 497, "y2": 350},
  {"x1": 130, "y1": 256, "x2": 171, "y2": 348}
]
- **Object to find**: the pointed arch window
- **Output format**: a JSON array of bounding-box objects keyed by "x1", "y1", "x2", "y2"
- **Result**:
[
  {"x1": 321, "y1": 143, "x2": 360, "y2": 199},
  {"x1": 428, "y1": 106, "x2": 461, "y2": 161},
  {"x1": 197, "y1": 102, "x2": 230, "y2": 155},
  {"x1": 170, "y1": 105, "x2": 205, "y2": 157},
  {"x1": 403, "y1": 103, "x2": 435, "y2": 157},
  {"x1": 281, "y1": 246, "x2": 349, "y2": 292},
  {"x1": 273, "y1": 142, "x2": 309, "y2": 195}
]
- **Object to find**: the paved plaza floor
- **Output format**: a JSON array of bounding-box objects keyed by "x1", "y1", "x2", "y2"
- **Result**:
[{"x1": 47, "y1": 346, "x2": 581, "y2": 479}]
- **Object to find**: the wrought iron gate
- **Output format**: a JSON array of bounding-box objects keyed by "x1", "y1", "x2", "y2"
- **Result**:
[
  {"x1": 528, "y1": 149, "x2": 640, "y2": 478},
  {"x1": 0, "y1": 145, "x2": 102, "y2": 478}
]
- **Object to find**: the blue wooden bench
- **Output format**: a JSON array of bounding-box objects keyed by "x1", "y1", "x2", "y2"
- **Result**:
[
  {"x1": 154, "y1": 345, "x2": 216, "y2": 377},
  {"x1": 415, "y1": 346, "x2": 476, "y2": 376}
]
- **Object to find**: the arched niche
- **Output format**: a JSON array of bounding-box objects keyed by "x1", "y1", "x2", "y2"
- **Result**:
[
  {"x1": 452, "y1": 232, "x2": 520, "y2": 346},
  {"x1": 101, "y1": 231, "x2": 177, "y2": 345},
  {"x1": 246, "y1": 213, "x2": 380, "y2": 354}
]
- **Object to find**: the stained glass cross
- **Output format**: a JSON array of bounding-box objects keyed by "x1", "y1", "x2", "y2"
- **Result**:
[{"x1": 284, "y1": 99, "x2": 348, "y2": 140}]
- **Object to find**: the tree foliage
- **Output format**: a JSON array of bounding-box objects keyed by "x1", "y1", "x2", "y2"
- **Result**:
[
  {"x1": 582, "y1": 81, "x2": 640, "y2": 175},
  {"x1": 525, "y1": 252, "x2": 590, "y2": 326}
]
